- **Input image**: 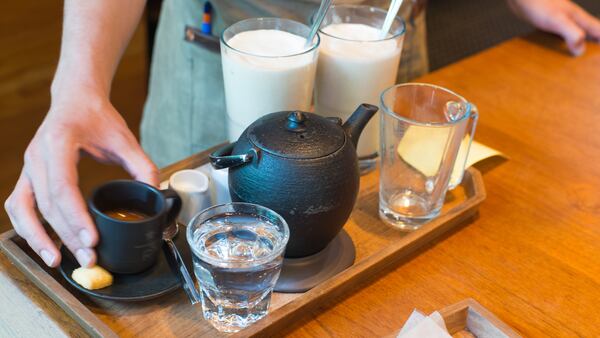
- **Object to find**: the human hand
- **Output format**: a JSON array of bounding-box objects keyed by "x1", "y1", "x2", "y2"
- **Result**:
[
  {"x1": 507, "y1": 0, "x2": 600, "y2": 55},
  {"x1": 4, "y1": 90, "x2": 158, "y2": 268}
]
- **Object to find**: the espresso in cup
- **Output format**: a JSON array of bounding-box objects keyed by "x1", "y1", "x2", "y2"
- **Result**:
[
  {"x1": 89, "y1": 180, "x2": 181, "y2": 274},
  {"x1": 104, "y1": 208, "x2": 150, "y2": 222}
]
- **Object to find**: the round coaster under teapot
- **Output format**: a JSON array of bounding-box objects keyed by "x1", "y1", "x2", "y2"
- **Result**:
[{"x1": 274, "y1": 230, "x2": 355, "y2": 293}]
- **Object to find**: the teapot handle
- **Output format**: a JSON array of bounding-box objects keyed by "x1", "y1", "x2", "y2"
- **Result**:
[{"x1": 209, "y1": 143, "x2": 254, "y2": 169}]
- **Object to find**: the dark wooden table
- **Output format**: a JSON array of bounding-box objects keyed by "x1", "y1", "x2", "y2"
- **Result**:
[{"x1": 1, "y1": 33, "x2": 599, "y2": 337}]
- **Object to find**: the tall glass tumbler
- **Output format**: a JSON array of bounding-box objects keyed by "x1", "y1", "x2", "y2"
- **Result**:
[
  {"x1": 221, "y1": 18, "x2": 320, "y2": 141},
  {"x1": 186, "y1": 203, "x2": 289, "y2": 332},
  {"x1": 315, "y1": 5, "x2": 405, "y2": 173},
  {"x1": 379, "y1": 83, "x2": 478, "y2": 230}
]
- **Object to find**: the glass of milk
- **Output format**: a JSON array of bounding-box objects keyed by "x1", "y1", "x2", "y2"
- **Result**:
[
  {"x1": 315, "y1": 5, "x2": 405, "y2": 173},
  {"x1": 221, "y1": 18, "x2": 320, "y2": 141}
]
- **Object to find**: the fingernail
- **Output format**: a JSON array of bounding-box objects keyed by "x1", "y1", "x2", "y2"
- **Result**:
[
  {"x1": 75, "y1": 248, "x2": 93, "y2": 267},
  {"x1": 78, "y1": 229, "x2": 94, "y2": 247},
  {"x1": 571, "y1": 42, "x2": 585, "y2": 56},
  {"x1": 40, "y1": 250, "x2": 56, "y2": 266}
]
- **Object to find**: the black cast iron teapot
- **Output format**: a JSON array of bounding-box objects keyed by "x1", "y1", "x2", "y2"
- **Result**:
[{"x1": 210, "y1": 104, "x2": 378, "y2": 258}]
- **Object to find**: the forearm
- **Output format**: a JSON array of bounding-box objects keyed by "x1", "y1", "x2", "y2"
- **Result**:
[{"x1": 51, "y1": 0, "x2": 147, "y2": 98}]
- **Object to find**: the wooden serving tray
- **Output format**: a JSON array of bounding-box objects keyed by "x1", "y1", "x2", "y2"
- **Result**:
[
  {"x1": 439, "y1": 298, "x2": 521, "y2": 337},
  {"x1": 0, "y1": 146, "x2": 486, "y2": 337},
  {"x1": 388, "y1": 298, "x2": 520, "y2": 337}
]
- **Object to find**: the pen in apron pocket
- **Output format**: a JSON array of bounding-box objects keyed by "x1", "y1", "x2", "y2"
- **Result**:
[
  {"x1": 201, "y1": 2, "x2": 212, "y2": 35},
  {"x1": 184, "y1": 1, "x2": 219, "y2": 53}
]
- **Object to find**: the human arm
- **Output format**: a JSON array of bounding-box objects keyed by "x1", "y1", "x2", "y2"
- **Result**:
[
  {"x1": 4, "y1": 0, "x2": 157, "y2": 268},
  {"x1": 507, "y1": 0, "x2": 600, "y2": 55}
]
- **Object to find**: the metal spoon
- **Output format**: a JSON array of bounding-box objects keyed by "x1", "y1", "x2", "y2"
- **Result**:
[
  {"x1": 163, "y1": 223, "x2": 200, "y2": 305},
  {"x1": 304, "y1": 0, "x2": 333, "y2": 48}
]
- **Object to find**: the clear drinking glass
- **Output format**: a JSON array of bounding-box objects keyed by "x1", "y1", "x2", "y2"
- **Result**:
[
  {"x1": 379, "y1": 83, "x2": 478, "y2": 230},
  {"x1": 315, "y1": 5, "x2": 405, "y2": 173},
  {"x1": 186, "y1": 203, "x2": 289, "y2": 332},
  {"x1": 221, "y1": 18, "x2": 320, "y2": 141}
]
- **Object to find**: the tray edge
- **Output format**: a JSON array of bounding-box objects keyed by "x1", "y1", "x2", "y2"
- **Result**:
[
  {"x1": 439, "y1": 298, "x2": 522, "y2": 337},
  {"x1": 0, "y1": 230, "x2": 118, "y2": 338}
]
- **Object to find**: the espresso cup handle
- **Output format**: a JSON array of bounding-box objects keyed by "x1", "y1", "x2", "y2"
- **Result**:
[{"x1": 161, "y1": 189, "x2": 182, "y2": 227}]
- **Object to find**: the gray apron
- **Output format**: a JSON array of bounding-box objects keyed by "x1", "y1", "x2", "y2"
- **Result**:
[{"x1": 141, "y1": 0, "x2": 429, "y2": 168}]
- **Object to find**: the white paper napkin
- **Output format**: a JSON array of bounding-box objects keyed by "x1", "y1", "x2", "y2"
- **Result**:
[
  {"x1": 397, "y1": 127, "x2": 504, "y2": 188},
  {"x1": 397, "y1": 310, "x2": 451, "y2": 338}
]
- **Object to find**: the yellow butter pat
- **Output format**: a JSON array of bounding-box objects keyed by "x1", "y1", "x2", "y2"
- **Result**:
[{"x1": 71, "y1": 265, "x2": 113, "y2": 290}]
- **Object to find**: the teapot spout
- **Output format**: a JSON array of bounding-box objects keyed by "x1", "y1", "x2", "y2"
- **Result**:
[{"x1": 342, "y1": 103, "x2": 379, "y2": 148}]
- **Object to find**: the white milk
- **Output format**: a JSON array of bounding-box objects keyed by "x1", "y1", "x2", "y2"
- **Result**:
[
  {"x1": 222, "y1": 29, "x2": 318, "y2": 141},
  {"x1": 315, "y1": 23, "x2": 403, "y2": 157}
]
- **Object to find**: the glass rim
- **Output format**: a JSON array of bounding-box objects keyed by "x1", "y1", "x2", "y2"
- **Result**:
[
  {"x1": 380, "y1": 83, "x2": 475, "y2": 127},
  {"x1": 317, "y1": 4, "x2": 406, "y2": 43},
  {"x1": 221, "y1": 17, "x2": 320, "y2": 59},
  {"x1": 186, "y1": 202, "x2": 290, "y2": 267}
]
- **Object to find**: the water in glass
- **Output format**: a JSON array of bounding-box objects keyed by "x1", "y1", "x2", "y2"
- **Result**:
[{"x1": 188, "y1": 207, "x2": 288, "y2": 333}]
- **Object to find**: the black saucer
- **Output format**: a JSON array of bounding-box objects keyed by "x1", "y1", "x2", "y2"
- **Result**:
[
  {"x1": 59, "y1": 230, "x2": 193, "y2": 302},
  {"x1": 274, "y1": 230, "x2": 355, "y2": 293}
]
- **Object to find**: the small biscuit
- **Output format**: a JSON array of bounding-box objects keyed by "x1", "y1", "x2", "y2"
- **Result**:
[{"x1": 71, "y1": 265, "x2": 114, "y2": 290}]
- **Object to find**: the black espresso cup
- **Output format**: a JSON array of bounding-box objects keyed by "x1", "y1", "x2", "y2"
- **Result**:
[{"x1": 89, "y1": 180, "x2": 182, "y2": 274}]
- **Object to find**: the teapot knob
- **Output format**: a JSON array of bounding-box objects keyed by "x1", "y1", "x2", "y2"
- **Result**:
[{"x1": 286, "y1": 111, "x2": 307, "y2": 132}]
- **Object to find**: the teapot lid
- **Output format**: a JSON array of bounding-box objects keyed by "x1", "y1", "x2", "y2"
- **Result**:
[{"x1": 246, "y1": 111, "x2": 345, "y2": 159}]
